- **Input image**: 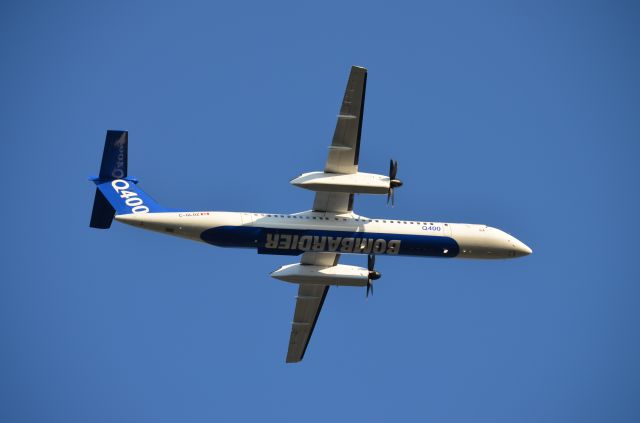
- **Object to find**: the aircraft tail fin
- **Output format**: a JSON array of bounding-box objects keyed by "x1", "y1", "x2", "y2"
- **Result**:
[
  {"x1": 89, "y1": 130, "x2": 167, "y2": 229},
  {"x1": 99, "y1": 130, "x2": 128, "y2": 180}
]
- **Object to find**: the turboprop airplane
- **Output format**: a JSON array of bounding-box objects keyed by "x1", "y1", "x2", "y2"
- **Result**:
[{"x1": 89, "y1": 66, "x2": 532, "y2": 363}]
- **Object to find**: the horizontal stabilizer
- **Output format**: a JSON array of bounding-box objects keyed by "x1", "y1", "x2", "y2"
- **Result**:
[{"x1": 89, "y1": 188, "x2": 115, "y2": 229}]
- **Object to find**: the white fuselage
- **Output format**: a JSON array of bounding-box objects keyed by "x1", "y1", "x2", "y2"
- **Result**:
[{"x1": 116, "y1": 210, "x2": 532, "y2": 259}]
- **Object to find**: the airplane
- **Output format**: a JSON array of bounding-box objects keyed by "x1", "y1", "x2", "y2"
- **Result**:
[{"x1": 88, "y1": 66, "x2": 532, "y2": 363}]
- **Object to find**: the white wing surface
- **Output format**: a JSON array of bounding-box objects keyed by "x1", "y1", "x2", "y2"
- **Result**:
[
  {"x1": 312, "y1": 65, "x2": 367, "y2": 213},
  {"x1": 285, "y1": 66, "x2": 368, "y2": 362}
]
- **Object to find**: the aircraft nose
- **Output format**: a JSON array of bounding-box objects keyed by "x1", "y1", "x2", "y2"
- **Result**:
[{"x1": 513, "y1": 239, "x2": 532, "y2": 257}]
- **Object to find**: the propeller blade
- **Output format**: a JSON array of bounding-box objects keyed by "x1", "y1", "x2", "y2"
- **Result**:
[
  {"x1": 366, "y1": 254, "x2": 376, "y2": 298},
  {"x1": 387, "y1": 159, "x2": 400, "y2": 206}
]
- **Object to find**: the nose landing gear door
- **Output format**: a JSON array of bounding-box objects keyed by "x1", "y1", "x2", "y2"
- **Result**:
[{"x1": 241, "y1": 213, "x2": 254, "y2": 226}]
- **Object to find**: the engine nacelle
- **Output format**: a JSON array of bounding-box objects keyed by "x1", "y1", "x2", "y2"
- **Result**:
[
  {"x1": 270, "y1": 263, "x2": 369, "y2": 286},
  {"x1": 290, "y1": 171, "x2": 389, "y2": 194}
]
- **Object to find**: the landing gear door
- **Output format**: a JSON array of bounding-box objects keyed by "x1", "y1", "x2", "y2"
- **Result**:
[{"x1": 241, "y1": 213, "x2": 254, "y2": 226}]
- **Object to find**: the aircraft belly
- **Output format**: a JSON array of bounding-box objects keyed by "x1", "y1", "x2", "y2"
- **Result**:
[{"x1": 199, "y1": 226, "x2": 460, "y2": 258}]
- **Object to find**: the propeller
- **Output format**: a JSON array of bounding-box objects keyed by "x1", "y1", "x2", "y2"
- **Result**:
[
  {"x1": 387, "y1": 159, "x2": 403, "y2": 206},
  {"x1": 366, "y1": 253, "x2": 381, "y2": 298}
]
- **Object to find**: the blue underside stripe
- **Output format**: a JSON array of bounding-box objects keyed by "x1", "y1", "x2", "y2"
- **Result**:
[{"x1": 200, "y1": 226, "x2": 460, "y2": 258}]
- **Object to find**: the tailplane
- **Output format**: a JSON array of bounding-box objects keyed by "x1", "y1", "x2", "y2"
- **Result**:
[{"x1": 89, "y1": 130, "x2": 167, "y2": 229}]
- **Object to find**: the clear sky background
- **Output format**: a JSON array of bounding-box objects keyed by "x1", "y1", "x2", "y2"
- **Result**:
[{"x1": 1, "y1": 1, "x2": 639, "y2": 422}]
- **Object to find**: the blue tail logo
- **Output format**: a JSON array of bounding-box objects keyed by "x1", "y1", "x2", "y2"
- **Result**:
[
  {"x1": 100, "y1": 130, "x2": 128, "y2": 179},
  {"x1": 89, "y1": 130, "x2": 168, "y2": 229}
]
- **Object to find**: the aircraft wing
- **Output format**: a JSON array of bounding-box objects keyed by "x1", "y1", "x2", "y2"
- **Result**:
[
  {"x1": 312, "y1": 65, "x2": 367, "y2": 213},
  {"x1": 324, "y1": 65, "x2": 367, "y2": 174},
  {"x1": 286, "y1": 252, "x2": 339, "y2": 363},
  {"x1": 286, "y1": 66, "x2": 368, "y2": 362}
]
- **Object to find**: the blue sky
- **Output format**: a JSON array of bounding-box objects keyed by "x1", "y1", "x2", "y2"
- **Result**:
[{"x1": 1, "y1": 1, "x2": 639, "y2": 422}]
